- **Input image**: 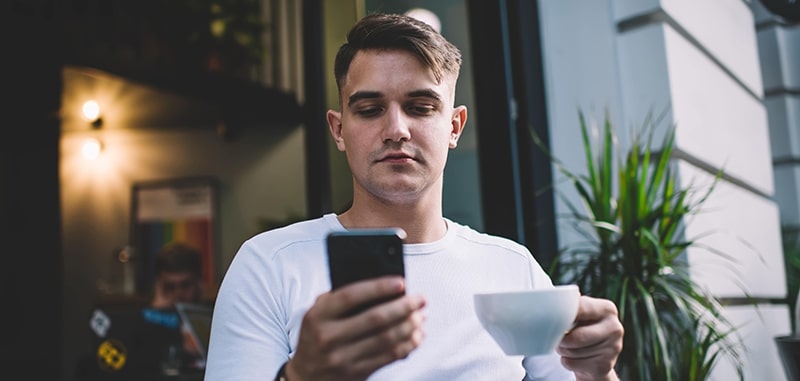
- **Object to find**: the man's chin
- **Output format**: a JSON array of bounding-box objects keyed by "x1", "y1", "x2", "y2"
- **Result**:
[{"x1": 373, "y1": 186, "x2": 426, "y2": 204}]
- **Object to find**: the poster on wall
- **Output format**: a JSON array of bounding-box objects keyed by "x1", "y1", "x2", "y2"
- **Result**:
[{"x1": 131, "y1": 177, "x2": 218, "y2": 296}]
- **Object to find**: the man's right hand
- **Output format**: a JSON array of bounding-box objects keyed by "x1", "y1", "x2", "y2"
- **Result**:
[{"x1": 285, "y1": 276, "x2": 427, "y2": 381}]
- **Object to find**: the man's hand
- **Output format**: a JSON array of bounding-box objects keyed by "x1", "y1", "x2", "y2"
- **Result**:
[
  {"x1": 558, "y1": 296, "x2": 624, "y2": 381},
  {"x1": 285, "y1": 276, "x2": 427, "y2": 381},
  {"x1": 150, "y1": 280, "x2": 174, "y2": 309}
]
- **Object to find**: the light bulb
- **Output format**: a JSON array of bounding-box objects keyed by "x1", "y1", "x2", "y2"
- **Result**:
[
  {"x1": 81, "y1": 138, "x2": 103, "y2": 160},
  {"x1": 405, "y1": 8, "x2": 441, "y2": 33},
  {"x1": 82, "y1": 100, "x2": 100, "y2": 121}
]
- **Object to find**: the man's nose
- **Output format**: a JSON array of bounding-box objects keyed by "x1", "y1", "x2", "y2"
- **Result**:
[{"x1": 382, "y1": 105, "x2": 411, "y2": 143}]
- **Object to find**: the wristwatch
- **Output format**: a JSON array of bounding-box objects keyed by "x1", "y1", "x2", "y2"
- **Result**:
[{"x1": 274, "y1": 362, "x2": 289, "y2": 381}]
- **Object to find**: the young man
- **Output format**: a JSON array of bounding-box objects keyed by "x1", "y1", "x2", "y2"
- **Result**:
[
  {"x1": 205, "y1": 13, "x2": 623, "y2": 381},
  {"x1": 150, "y1": 242, "x2": 209, "y2": 372},
  {"x1": 150, "y1": 241, "x2": 204, "y2": 309}
]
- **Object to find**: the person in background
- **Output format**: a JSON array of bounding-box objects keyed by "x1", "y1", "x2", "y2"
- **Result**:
[
  {"x1": 150, "y1": 241, "x2": 207, "y2": 373},
  {"x1": 150, "y1": 241, "x2": 204, "y2": 309},
  {"x1": 75, "y1": 242, "x2": 207, "y2": 380},
  {"x1": 205, "y1": 13, "x2": 624, "y2": 381}
]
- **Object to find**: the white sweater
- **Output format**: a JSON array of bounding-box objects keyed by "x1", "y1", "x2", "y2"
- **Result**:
[{"x1": 205, "y1": 213, "x2": 575, "y2": 381}]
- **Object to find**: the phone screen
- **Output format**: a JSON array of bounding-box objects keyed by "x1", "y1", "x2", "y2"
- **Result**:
[
  {"x1": 326, "y1": 228, "x2": 406, "y2": 315},
  {"x1": 327, "y1": 228, "x2": 406, "y2": 289}
]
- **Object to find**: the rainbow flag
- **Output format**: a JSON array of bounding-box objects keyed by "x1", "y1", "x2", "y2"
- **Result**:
[
  {"x1": 136, "y1": 219, "x2": 215, "y2": 291},
  {"x1": 133, "y1": 180, "x2": 217, "y2": 294}
]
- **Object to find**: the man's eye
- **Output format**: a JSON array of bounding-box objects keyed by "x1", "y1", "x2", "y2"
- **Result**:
[
  {"x1": 356, "y1": 107, "x2": 383, "y2": 117},
  {"x1": 409, "y1": 105, "x2": 435, "y2": 115}
]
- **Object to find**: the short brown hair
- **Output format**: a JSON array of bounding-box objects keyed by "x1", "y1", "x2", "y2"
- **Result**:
[
  {"x1": 333, "y1": 13, "x2": 462, "y2": 95},
  {"x1": 154, "y1": 241, "x2": 202, "y2": 277}
]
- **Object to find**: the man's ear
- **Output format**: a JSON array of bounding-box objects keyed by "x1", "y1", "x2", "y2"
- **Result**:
[
  {"x1": 449, "y1": 105, "x2": 468, "y2": 148},
  {"x1": 327, "y1": 110, "x2": 346, "y2": 151}
]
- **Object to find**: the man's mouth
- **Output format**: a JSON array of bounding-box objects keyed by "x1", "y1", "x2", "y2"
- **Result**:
[{"x1": 377, "y1": 151, "x2": 415, "y2": 163}]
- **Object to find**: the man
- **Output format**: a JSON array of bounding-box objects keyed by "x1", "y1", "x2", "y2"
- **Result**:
[
  {"x1": 205, "y1": 13, "x2": 623, "y2": 381},
  {"x1": 150, "y1": 241, "x2": 204, "y2": 309},
  {"x1": 74, "y1": 242, "x2": 206, "y2": 380},
  {"x1": 151, "y1": 241, "x2": 207, "y2": 371}
]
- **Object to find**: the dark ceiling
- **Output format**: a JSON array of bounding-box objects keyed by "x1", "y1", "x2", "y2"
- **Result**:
[{"x1": 52, "y1": 0, "x2": 303, "y2": 129}]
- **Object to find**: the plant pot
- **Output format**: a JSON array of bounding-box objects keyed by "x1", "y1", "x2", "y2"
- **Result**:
[{"x1": 775, "y1": 335, "x2": 800, "y2": 381}]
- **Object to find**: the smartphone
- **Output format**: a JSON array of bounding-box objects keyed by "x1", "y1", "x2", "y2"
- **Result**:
[{"x1": 326, "y1": 228, "x2": 406, "y2": 315}]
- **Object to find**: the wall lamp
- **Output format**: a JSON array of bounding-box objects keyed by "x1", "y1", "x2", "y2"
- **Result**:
[
  {"x1": 81, "y1": 100, "x2": 104, "y2": 160},
  {"x1": 82, "y1": 100, "x2": 103, "y2": 129},
  {"x1": 81, "y1": 138, "x2": 103, "y2": 161}
]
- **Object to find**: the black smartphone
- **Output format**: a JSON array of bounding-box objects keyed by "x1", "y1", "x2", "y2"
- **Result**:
[{"x1": 326, "y1": 228, "x2": 406, "y2": 315}]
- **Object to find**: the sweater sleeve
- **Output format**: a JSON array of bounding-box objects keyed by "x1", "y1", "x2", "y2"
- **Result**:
[{"x1": 204, "y1": 238, "x2": 289, "y2": 380}]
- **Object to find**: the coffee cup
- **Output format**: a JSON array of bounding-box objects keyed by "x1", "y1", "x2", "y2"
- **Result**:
[{"x1": 473, "y1": 284, "x2": 580, "y2": 356}]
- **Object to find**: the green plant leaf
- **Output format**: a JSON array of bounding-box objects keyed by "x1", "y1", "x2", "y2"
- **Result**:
[{"x1": 539, "y1": 109, "x2": 746, "y2": 380}]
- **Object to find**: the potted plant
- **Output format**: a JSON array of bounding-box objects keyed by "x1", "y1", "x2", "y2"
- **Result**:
[
  {"x1": 532, "y1": 109, "x2": 745, "y2": 380},
  {"x1": 776, "y1": 227, "x2": 800, "y2": 379},
  {"x1": 781, "y1": 227, "x2": 800, "y2": 333}
]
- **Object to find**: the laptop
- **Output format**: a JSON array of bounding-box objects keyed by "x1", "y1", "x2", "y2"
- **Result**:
[
  {"x1": 77, "y1": 303, "x2": 213, "y2": 380},
  {"x1": 80, "y1": 305, "x2": 184, "y2": 380},
  {"x1": 174, "y1": 302, "x2": 213, "y2": 367}
]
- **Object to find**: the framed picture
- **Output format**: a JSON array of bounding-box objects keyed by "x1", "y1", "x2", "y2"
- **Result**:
[{"x1": 130, "y1": 177, "x2": 219, "y2": 295}]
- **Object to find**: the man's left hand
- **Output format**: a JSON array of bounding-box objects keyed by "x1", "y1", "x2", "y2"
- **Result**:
[{"x1": 557, "y1": 295, "x2": 624, "y2": 381}]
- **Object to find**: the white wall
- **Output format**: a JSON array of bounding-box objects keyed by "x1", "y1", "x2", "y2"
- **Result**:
[
  {"x1": 754, "y1": 2, "x2": 800, "y2": 229},
  {"x1": 538, "y1": 0, "x2": 790, "y2": 378}
]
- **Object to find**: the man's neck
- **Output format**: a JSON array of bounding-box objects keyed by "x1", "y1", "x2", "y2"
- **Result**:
[{"x1": 337, "y1": 198, "x2": 446, "y2": 244}]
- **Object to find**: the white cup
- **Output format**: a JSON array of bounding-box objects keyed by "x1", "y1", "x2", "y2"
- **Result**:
[{"x1": 473, "y1": 284, "x2": 580, "y2": 356}]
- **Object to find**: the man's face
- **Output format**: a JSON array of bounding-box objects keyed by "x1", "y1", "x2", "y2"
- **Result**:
[
  {"x1": 327, "y1": 49, "x2": 466, "y2": 205},
  {"x1": 154, "y1": 271, "x2": 200, "y2": 307}
]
